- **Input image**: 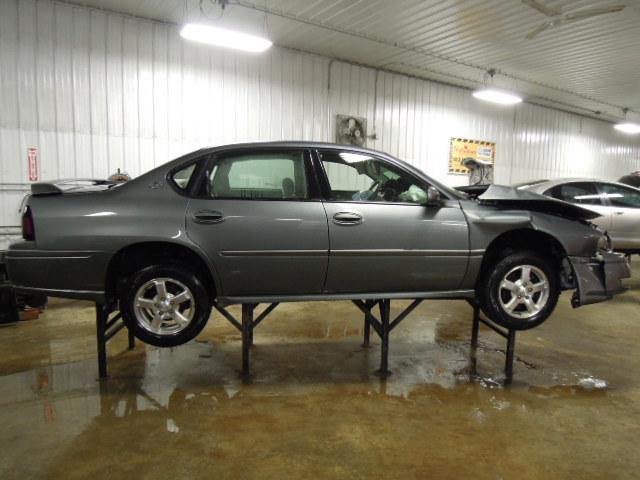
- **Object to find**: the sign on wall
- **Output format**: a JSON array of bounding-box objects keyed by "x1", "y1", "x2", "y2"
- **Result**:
[
  {"x1": 27, "y1": 147, "x2": 39, "y2": 182},
  {"x1": 448, "y1": 138, "x2": 495, "y2": 174}
]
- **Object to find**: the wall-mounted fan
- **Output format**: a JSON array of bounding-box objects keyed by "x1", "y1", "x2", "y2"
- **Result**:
[
  {"x1": 336, "y1": 115, "x2": 368, "y2": 147},
  {"x1": 462, "y1": 157, "x2": 494, "y2": 185},
  {"x1": 522, "y1": 0, "x2": 625, "y2": 39}
]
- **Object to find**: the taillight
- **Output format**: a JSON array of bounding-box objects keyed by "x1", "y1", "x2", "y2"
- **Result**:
[{"x1": 22, "y1": 206, "x2": 35, "y2": 241}]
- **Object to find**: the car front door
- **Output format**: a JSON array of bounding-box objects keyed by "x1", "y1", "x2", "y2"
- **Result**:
[
  {"x1": 316, "y1": 149, "x2": 469, "y2": 294},
  {"x1": 597, "y1": 182, "x2": 640, "y2": 251},
  {"x1": 184, "y1": 148, "x2": 329, "y2": 297}
]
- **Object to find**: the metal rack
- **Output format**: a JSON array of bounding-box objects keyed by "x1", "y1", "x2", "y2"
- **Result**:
[{"x1": 93, "y1": 298, "x2": 520, "y2": 384}]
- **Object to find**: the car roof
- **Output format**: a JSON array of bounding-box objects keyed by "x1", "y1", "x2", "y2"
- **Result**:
[
  {"x1": 200, "y1": 141, "x2": 396, "y2": 158},
  {"x1": 519, "y1": 177, "x2": 640, "y2": 193}
]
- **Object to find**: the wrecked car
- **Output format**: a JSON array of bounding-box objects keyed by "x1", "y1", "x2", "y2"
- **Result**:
[{"x1": 6, "y1": 142, "x2": 631, "y2": 347}]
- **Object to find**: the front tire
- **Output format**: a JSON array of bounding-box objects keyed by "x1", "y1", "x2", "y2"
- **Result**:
[
  {"x1": 121, "y1": 264, "x2": 211, "y2": 347},
  {"x1": 479, "y1": 251, "x2": 560, "y2": 330}
]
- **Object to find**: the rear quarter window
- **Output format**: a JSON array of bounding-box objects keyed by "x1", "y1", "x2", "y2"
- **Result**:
[{"x1": 171, "y1": 163, "x2": 197, "y2": 190}]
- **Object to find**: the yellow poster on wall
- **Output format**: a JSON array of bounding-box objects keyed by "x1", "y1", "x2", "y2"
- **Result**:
[{"x1": 448, "y1": 138, "x2": 496, "y2": 174}]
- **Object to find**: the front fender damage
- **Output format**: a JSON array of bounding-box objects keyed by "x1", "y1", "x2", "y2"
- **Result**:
[{"x1": 568, "y1": 252, "x2": 631, "y2": 307}]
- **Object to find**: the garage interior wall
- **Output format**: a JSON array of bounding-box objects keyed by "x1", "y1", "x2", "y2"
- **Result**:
[{"x1": 1, "y1": 0, "x2": 640, "y2": 249}]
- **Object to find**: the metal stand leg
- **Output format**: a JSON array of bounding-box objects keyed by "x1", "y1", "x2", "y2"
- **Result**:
[
  {"x1": 505, "y1": 330, "x2": 516, "y2": 385},
  {"x1": 96, "y1": 303, "x2": 108, "y2": 379},
  {"x1": 468, "y1": 302, "x2": 518, "y2": 385},
  {"x1": 362, "y1": 300, "x2": 374, "y2": 348},
  {"x1": 128, "y1": 328, "x2": 136, "y2": 350},
  {"x1": 353, "y1": 299, "x2": 422, "y2": 377},
  {"x1": 470, "y1": 305, "x2": 480, "y2": 376},
  {"x1": 94, "y1": 299, "x2": 135, "y2": 380},
  {"x1": 214, "y1": 302, "x2": 279, "y2": 378},
  {"x1": 376, "y1": 299, "x2": 391, "y2": 377},
  {"x1": 241, "y1": 304, "x2": 254, "y2": 376}
]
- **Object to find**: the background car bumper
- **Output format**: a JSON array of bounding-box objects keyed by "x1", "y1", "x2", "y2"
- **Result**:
[
  {"x1": 569, "y1": 252, "x2": 631, "y2": 307},
  {"x1": 6, "y1": 242, "x2": 107, "y2": 301}
]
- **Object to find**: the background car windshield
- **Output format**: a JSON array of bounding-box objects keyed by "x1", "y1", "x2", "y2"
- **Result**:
[
  {"x1": 209, "y1": 152, "x2": 308, "y2": 200},
  {"x1": 320, "y1": 151, "x2": 427, "y2": 204}
]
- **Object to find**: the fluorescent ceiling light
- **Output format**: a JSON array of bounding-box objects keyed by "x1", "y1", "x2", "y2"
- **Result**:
[
  {"x1": 473, "y1": 88, "x2": 522, "y2": 105},
  {"x1": 614, "y1": 122, "x2": 640, "y2": 134},
  {"x1": 180, "y1": 23, "x2": 272, "y2": 53}
]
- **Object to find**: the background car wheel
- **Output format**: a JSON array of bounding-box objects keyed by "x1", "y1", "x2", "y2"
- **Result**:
[
  {"x1": 121, "y1": 264, "x2": 211, "y2": 347},
  {"x1": 479, "y1": 251, "x2": 560, "y2": 331}
]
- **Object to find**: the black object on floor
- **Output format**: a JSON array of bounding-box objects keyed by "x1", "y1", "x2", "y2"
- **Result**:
[{"x1": 0, "y1": 284, "x2": 19, "y2": 324}]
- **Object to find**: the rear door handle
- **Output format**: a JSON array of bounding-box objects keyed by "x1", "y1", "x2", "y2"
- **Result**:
[
  {"x1": 193, "y1": 210, "x2": 225, "y2": 224},
  {"x1": 614, "y1": 211, "x2": 625, "y2": 216},
  {"x1": 333, "y1": 212, "x2": 363, "y2": 225}
]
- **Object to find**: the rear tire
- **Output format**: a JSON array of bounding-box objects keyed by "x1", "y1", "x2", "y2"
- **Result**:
[
  {"x1": 121, "y1": 264, "x2": 211, "y2": 347},
  {"x1": 479, "y1": 251, "x2": 560, "y2": 331}
]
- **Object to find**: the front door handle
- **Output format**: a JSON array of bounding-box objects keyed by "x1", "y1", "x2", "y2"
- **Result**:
[
  {"x1": 193, "y1": 210, "x2": 225, "y2": 224},
  {"x1": 333, "y1": 212, "x2": 363, "y2": 225},
  {"x1": 614, "y1": 211, "x2": 625, "y2": 216}
]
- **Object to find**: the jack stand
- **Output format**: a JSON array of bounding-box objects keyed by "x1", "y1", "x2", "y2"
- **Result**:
[
  {"x1": 469, "y1": 303, "x2": 517, "y2": 385},
  {"x1": 361, "y1": 299, "x2": 378, "y2": 348},
  {"x1": 95, "y1": 299, "x2": 135, "y2": 379},
  {"x1": 213, "y1": 302, "x2": 279, "y2": 377},
  {"x1": 353, "y1": 299, "x2": 423, "y2": 377}
]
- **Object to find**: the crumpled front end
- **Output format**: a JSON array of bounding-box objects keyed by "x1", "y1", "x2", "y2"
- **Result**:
[{"x1": 569, "y1": 252, "x2": 631, "y2": 307}]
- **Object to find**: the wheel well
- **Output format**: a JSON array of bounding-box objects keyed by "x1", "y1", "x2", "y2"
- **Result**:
[
  {"x1": 105, "y1": 242, "x2": 216, "y2": 299},
  {"x1": 478, "y1": 229, "x2": 567, "y2": 286}
]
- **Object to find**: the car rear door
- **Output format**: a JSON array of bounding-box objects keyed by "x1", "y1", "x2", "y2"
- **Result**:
[
  {"x1": 316, "y1": 149, "x2": 469, "y2": 294},
  {"x1": 597, "y1": 182, "x2": 640, "y2": 251},
  {"x1": 185, "y1": 148, "x2": 329, "y2": 296}
]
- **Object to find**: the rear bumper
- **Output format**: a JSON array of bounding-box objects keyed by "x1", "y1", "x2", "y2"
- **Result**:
[
  {"x1": 6, "y1": 242, "x2": 107, "y2": 301},
  {"x1": 569, "y1": 252, "x2": 631, "y2": 307}
]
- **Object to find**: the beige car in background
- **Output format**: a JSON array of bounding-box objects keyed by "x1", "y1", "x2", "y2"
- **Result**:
[{"x1": 519, "y1": 179, "x2": 640, "y2": 254}]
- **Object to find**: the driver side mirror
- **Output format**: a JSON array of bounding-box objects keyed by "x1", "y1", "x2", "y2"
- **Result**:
[{"x1": 425, "y1": 186, "x2": 442, "y2": 206}]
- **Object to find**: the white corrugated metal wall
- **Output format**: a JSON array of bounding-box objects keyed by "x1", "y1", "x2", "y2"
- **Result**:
[{"x1": 1, "y1": 0, "x2": 639, "y2": 248}]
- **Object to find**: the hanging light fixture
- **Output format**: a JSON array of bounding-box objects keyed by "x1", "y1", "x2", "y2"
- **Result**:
[
  {"x1": 180, "y1": 23, "x2": 272, "y2": 53},
  {"x1": 614, "y1": 123, "x2": 640, "y2": 134},
  {"x1": 473, "y1": 89, "x2": 523, "y2": 105},
  {"x1": 614, "y1": 109, "x2": 640, "y2": 134},
  {"x1": 473, "y1": 68, "x2": 523, "y2": 106}
]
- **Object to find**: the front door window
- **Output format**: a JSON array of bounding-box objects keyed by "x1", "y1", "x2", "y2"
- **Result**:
[{"x1": 320, "y1": 151, "x2": 428, "y2": 204}]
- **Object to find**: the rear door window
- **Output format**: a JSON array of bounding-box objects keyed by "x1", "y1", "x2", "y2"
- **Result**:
[
  {"x1": 546, "y1": 182, "x2": 602, "y2": 206},
  {"x1": 208, "y1": 150, "x2": 310, "y2": 200}
]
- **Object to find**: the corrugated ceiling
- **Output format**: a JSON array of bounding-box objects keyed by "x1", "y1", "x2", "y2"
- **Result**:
[{"x1": 59, "y1": 0, "x2": 640, "y2": 122}]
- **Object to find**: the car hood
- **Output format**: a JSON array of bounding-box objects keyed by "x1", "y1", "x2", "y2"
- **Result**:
[{"x1": 477, "y1": 184, "x2": 601, "y2": 221}]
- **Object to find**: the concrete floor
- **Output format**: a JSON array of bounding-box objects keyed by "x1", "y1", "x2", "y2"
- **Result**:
[{"x1": 0, "y1": 261, "x2": 639, "y2": 479}]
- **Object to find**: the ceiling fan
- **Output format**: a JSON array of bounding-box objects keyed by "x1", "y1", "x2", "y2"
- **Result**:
[{"x1": 522, "y1": 0, "x2": 626, "y2": 39}]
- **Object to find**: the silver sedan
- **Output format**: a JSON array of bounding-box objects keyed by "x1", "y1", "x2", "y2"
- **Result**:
[{"x1": 519, "y1": 179, "x2": 640, "y2": 253}]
